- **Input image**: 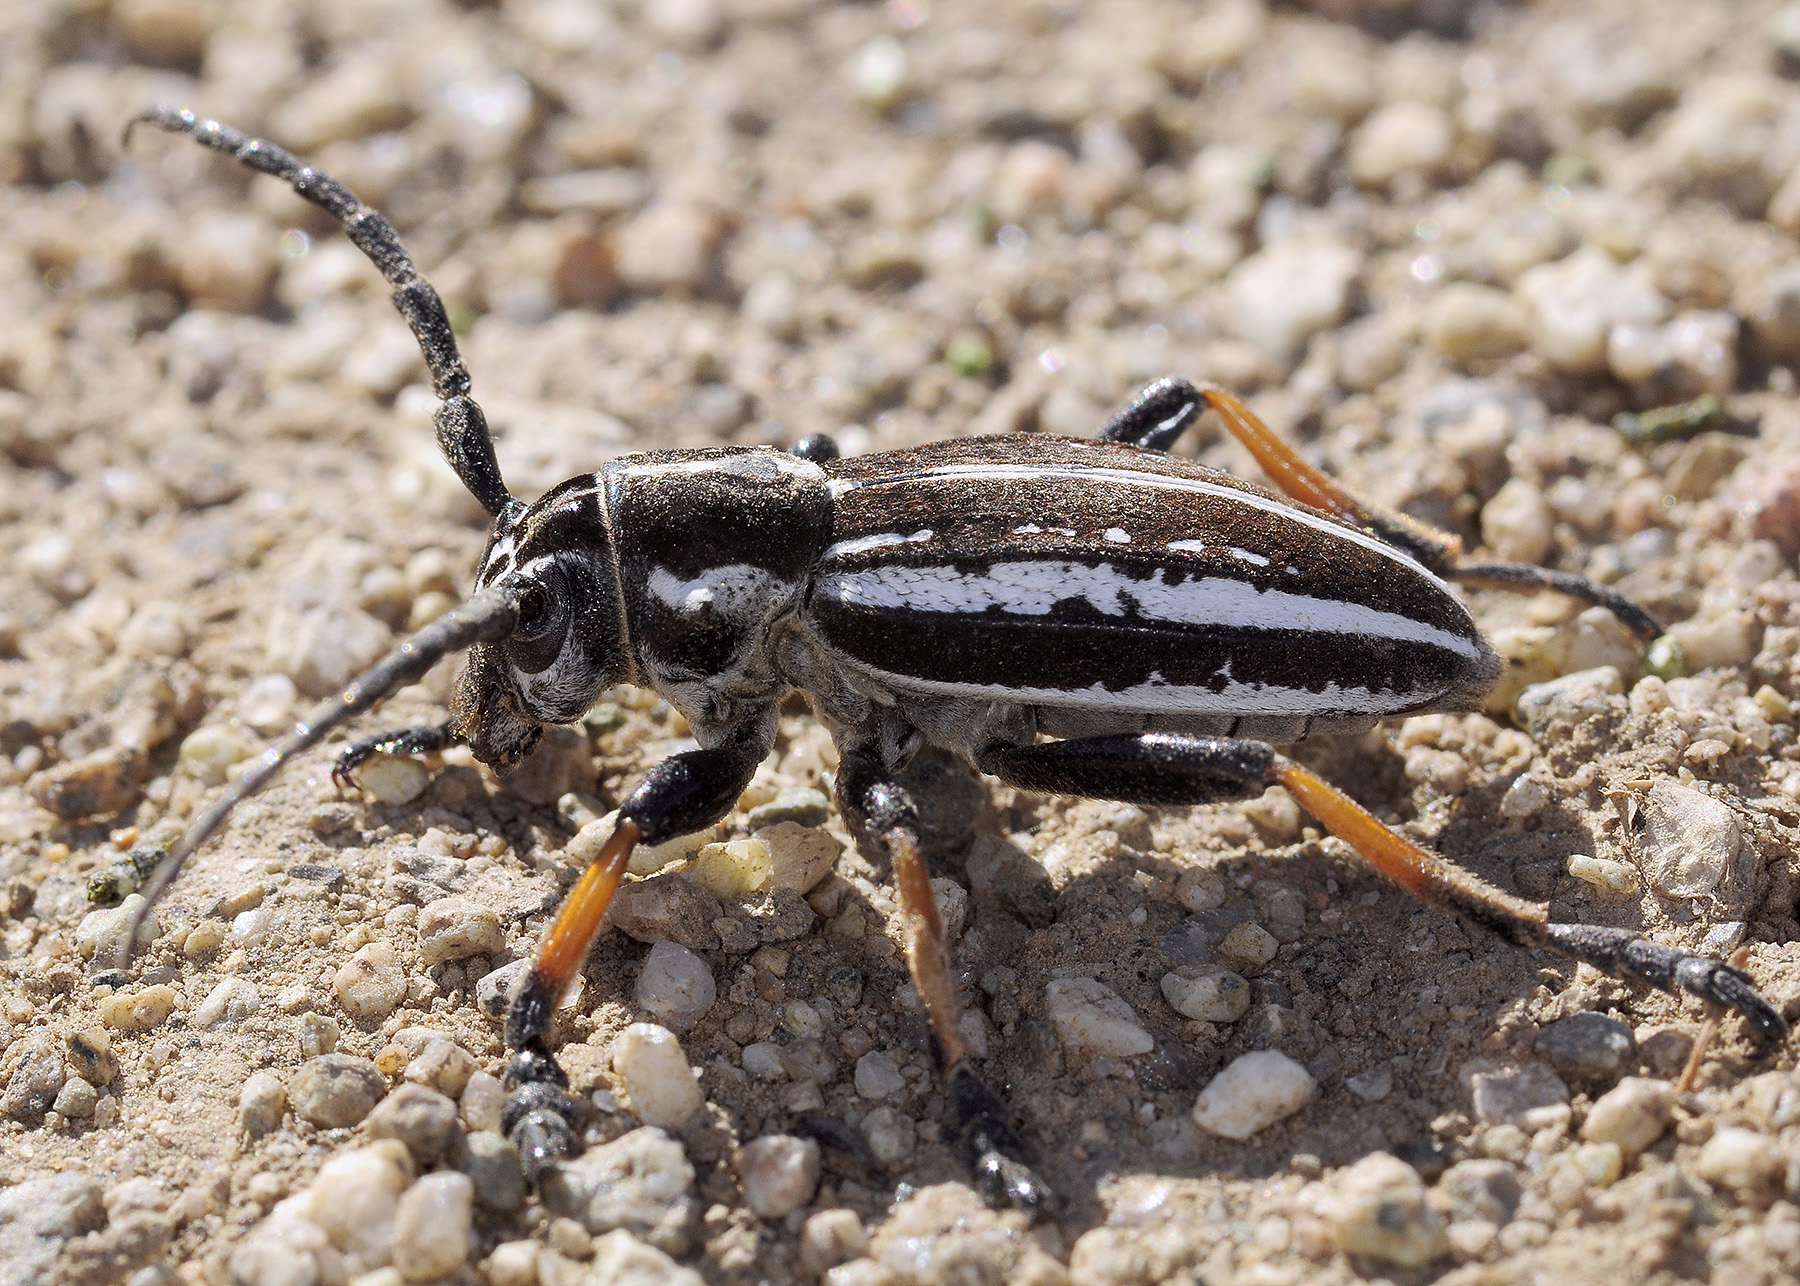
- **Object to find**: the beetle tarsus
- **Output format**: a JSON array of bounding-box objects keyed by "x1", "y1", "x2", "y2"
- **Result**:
[
  {"x1": 1543, "y1": 923, "x2": 1789, "y2": 1044},
  {"x1": 952, "y1": 1063, "x2": 1059, "y2": 1214},
  {"x1": 332, "y1": 722, "x2": 459, "y2": 788}
]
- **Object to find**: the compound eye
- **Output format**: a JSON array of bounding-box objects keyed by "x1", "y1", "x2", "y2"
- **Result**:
[{"x1": 508, "y1": 573, "x2": 569, "y2": 672}]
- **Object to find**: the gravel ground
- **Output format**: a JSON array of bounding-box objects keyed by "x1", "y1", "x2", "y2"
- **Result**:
[{"x1": 10, "y1": 0, "x2": 1800, "y2": 1283}]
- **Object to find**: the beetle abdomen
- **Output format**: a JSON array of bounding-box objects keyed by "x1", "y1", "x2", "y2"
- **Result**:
[{"x1": 811, "y1": 437, "x2": 1498, "y2": 720}]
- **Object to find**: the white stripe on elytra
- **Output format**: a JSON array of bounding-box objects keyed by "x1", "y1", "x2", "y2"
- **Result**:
[
  {"x1": 647, "y1": 563, "x2": 785, "y2": 617},
  {"x1": 814, "y1": 561, "x2": 1482, "y2": 660},
  {"x1": 830, "y1": 462, "x2": 1427, "y2": 577},
  {"x1": 824, "y1": 529, "x2": 934, "y2": 560},
  {"x1": 835, "y1": 655, "x2": 1431, "y2": 714}
]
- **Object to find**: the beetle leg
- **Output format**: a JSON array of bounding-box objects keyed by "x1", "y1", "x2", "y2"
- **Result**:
[
  {"x1": 978, "y1": 736, "x2": 1787, "y2": 1048},
  {"x1": 331, "y1": 721, "x2": 459, "y2": 789},
  {"x1": 836, "y1": 751, "x2": 1058, "y2": 1214},
  {"x1": 504, "y1": 728, "x2": 771, "y2": 1177},
  {"x1": 1099, "y1": 377, "x2": 1205, "y2": 453}
]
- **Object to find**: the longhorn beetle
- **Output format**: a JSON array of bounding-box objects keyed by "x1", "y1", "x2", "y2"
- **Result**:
[{"x1": 120, "y1": 107, "x2": 1787, "y2": 1211}]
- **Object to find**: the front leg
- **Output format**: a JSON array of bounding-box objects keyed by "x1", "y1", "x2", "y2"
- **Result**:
[
  {"x1": 836, "y1": 751, "x2": 1057, "y2": 1214},
  {"x1": 332, "y1": 721, "x2": 459, "y2": 787},
  {"x1": 504, "y1": 720, "x2": 771, "y2": 1176}
]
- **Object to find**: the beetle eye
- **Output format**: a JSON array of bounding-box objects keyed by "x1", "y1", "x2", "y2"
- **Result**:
[{"x1": 516, "y1": 582, "x2": 555, "y2": 639}]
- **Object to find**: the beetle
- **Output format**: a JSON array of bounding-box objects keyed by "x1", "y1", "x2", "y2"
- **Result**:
[{"x1": 120, "y1": 107, "x2": 1787, "y2": 1212}]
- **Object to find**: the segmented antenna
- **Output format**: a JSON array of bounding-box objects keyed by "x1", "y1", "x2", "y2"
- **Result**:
[
  {"x1": 114, "y1": 586, "x2": 523, "y2": 973},
  {"x1": 125, "y1": 106, "x2": 518, "y2": 521}
]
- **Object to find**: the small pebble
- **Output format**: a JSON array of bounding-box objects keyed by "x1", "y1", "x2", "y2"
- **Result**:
[
  {"x1": 365, "y1": 1082, "x2": 462, "y2": 1166},
  {"x1": 1465, "y1": 1061, "x2": 1570, "y2": 1130},
  {"x1": 540, "y1": 1126, "x2": 698, "y2": 1255},
  {"x1": 74, "y1": 895, "x2": 161, "y2": 966},
  {"x1": 334, "y1": 940, "x2": 407, "y2": 1020},
  {"x1": 456, "y1": 1130, "x2": 525, "y2": 1213},
  {"x1": 1567, "y1": 855, "x2": 1638, "y2": 894},
  {"x1": 1423, "y1": 282, "x2": 1530, "y2": 364},
  {"x1": 460, "y1": 1069, "x2": 506, "y2": 1135},
  {"x1": 1516, "y1": 246, "x2": 1666, "y2": 373},
  {"x1": 1045, "y1": 977, "x2": 1156, "y2": 1057},
  {"x1": 1347, "y1": 101, "x2": 1454, "y2": 188},
  {"x1": 1515, "y1": 666, "x2": 1623, "y2": 736},
  {"x1": 1694, "y1": 1126, "x2": 1785, "y2": 1197},
  {"x1": 300, "y1": 1144, "x2": 411, "y2": 1262},
  {"x1": 612, "y1": 1023, "x2": 705, "y2": 1128},
  {"x1": 1437, "y1": 1159, "x2": 1523, "y2": 1225},
  {"x1": 737, "y1": 1135, "x2": 822, "y2": 1218},
  {"x1": 288, "y1": 1054, "x2": 386, "y2": 1129},
  {"x1": 1345, "y1": 1065, "x2": 1394, "y2": 1102},
  {"x1": 1225, "y1": 237, "x2": 1359, "y2": 364},
  {"x1": 177, "y1": 724, "x2": 256, "y2": 787},
  {"x1": 298, "y1": 1012, "x2": 341, "y2": 1059},
  {"x1": 614, "y1": 202, "x2": 719, "y2": 294},
  {"x1": 1481, "y1": 478, "x2": 1554, "y2": 565},
  {"x1": 747, "y1": 788, "x2": 831, "y2": 829},
  {"x1": 610, "y1": 874, "x2": 723, "y2": 950},
  {"x1": 355, "y1": 754, "x2": 431, "y2": 806},
  {"x1": 1580, "y1": 1077, "x2": 1676, "y2": 1154},
  {"x1": 403, "y1": 1038, "x2": 477, "y2": 1098},
  {"x1": 52, "y1": 1075, "x2": 97, "y2": 1119},
  {"x1": 799, "y1": 1209, "x2": 869, "y2": 1277},
  {"x1": 1191, "y1": 1050, "x2": 1315, "y2": 1139},
  {"x1": 757, "y1": 822, "x2": 840, "y2": 894},
  {"x1": 238, "y1": 1071, "x2": 287, "y2": 1136},
  {"x1": 692, "y1": 838, "x2": 772, "y2": 899},
  {"x1": 483, "y1": 1241, "x2": 539, "y2": 1286},
  {"x1": 1324, "y1": 1153, "x2": 1450, "y2": 1267},
  {"x1": 1216, "y1": 922, "x2": 1278, "y2": 974},
  {"x1": 1175, "y1": 867, "x2": 1225, "y2": 913},
  {"x1": 1537, "y1": 1012, "x2": 1636, "y2": 1089},
  {"x1": 195, "y1": 977, "x2": 261, "y2": 1029},
  {"x1": 416, "y1": 897, "x2": 505, "y2": 966},
  {"x1": 98, "y1": 984, "x2": 177, "y2": 1032},
  {"x1": 588, "y1": 1229, "x2": 705, "y2": 1286},
  {"x1": 1635, "y1": 781, "x2": 1742, "y2": 899},
  {"x1": 859, "y1": 1106, "x2": 916, "y2": 1166},
  {"x1": 237, "y1": 674, "x2": 298, "y2": 735},
  {"x1": 391, "y1": 1171, "x2": 472, "y2": 1281},
  {"x1": 854, "y1": 1051, "x2": 906, "y2": 1100},
  {"x1": 635, "y1": 940, "x2": 716, "y2": 1032},
  {"x1": 65, "y1": 1028, "x2": 117, "y2": 1087},
  {"x1": 1160, "y1": 965, "x2": 1251, "y2": 1022}
]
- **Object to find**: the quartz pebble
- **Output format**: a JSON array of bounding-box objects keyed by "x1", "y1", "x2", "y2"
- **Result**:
[
  {"x1": 860, "y1": 1106, "x2": 916, "y2": 1166},
  {"x1": 615, "y1": 202, "x2": 720, "y2": 294},
  {"x1": 1438, "y1": 1159, "x2": 1523, "y2": 1225},
  {"x1": 1515, "y1": 666, "x2": 1623, "y2": 736},
  {"x1": 1516, "y1": 247, "x2": 1665, "y2": 373},
  {"x1": 1693, "y1": 1126, "x2": 1784, "y2": 1197},
  {"x1": 1635, "y1": 781, "x2": 1743, "y2": 900},
  {"x1": 391, "y1": 1171, "x2": 472, "y2": 1281},
  {"x1": 416, "y1": 897, "x2": 505, "y2": 966},
  {"x1": 1423, "y1": 282, "x2": 1530, "y2": 364},
  {"x1": 692, "y1": 837, "x2": 773, "y2": 899},
  {"x1": 1192, "y1": 1050, "x2": 1314, "y2": 1139},
  {"x1": 65, "y1": 1028, "x2": 117, "y2": 1087},
  {"x1": 757, "y1": 822, "x2": 840, "y2": 894},
  {"x1": 737, "y1": 1135, "x2": 821, "y2": 1218},
  {"x1": 747, "y1": 787, "x2": 832, "y2": 829},
  {"x1": 355, "y1": 753, "x2": 430, "y2": 806},
  {"x1": 2, "y1": 1033, "x2": 68, "y2": 1121},
  {"x1": 1481, "y1": 478, "x2": 1554, "y2": 565},
  {"x1": 238, "y1": 1071, "x2": 287, "y2": 1136},
  {"x1": 1580, "y1": 1077, "x2": 1675, "y2": 1154},
  {"x1": 612, "y1": 1023, "x2": 705, "y2": 1128},
  {"x1": 635, "y1": 940, "x2": 717, "y2": 1032},
  {"x1": 588, "y1": 1229, "x2": 705, "y2": 1286},
  {"x1": 74, "y1": 895, "x2": 161, "y2": 966},
  {"x1": 1347, "y1": 101, "x2": 1454, "y2": 188},
  {"x1": 301, "y1": 1143, "x2": 410, "y2": 1267},
  {"x1": 799, "y1": 1208, "x2": 869, "y2": 1277},
  {"x1": 1160, "y1": 965, "x2": 1252, "y2": 1022},
  {"x1": 194, "y1": 977, "x2": 261, "y2": 1029},
  {"x1": 403, "y1": 1038, "x2": 477, "y2": 1098},
  {"x1": 52, "y1": 1075, "x2": 97, "y2": 1118},
  {"x1": 99, "y1": 984, "x2": 177, "y2": 1032},
  {"x1": 1216, "y1": 922, "x2": 1278, "y2": 974},
  {"x1": 460, "y1": 1070, "x2": 506, "y2": 1135},
  {"x1": 1465, "y1": 1061, "x2": 1570, "y2": 1130},
  {"x1": 1046, "y1": 977, "x2": 1156, "y2": 1056},
  {"x1": 541, "y1": 1126, "x2": 698, "y2": 1255},
  {"x1": 854, "y1": 1051, "x2": 906, "y2": 1100},
  {"x1": 1325, "y1": 1152, "x2": 1450, "y2": 1266},
  {"x1": 335, "y1": 940, "x2": 407, "y2": 1020},
  {"x1": 456, "y1": 1130, "x2": 525, "y2": 1213},
  {"x1": 288, "y1": 1054, "x2": 386, "y2": 1129},
  {"x1": 1225, "y1": 238, "x2": 1359, "y2": 364}
]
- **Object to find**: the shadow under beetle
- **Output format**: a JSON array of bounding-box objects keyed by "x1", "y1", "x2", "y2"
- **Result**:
[{"x1": 120, "y1": 107, "x2": 1787, "y2": 1213}]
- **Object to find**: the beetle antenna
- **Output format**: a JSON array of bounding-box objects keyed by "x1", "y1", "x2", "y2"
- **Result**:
[
  {"x1": 124, "y1": 106, "x2": 519, "y2": 521},
  {"x1": 113, "y1": 585, "x2": 523, "y2": 973}
]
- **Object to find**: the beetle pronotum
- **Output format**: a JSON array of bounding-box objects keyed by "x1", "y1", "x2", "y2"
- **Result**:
[{"x1": 121, "y1": 107, "x2": 1787, "y2": 1210}]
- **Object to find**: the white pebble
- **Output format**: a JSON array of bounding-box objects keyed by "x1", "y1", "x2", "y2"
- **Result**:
[
  {"x1": 195, "y1": 977, "x2": 261, "y2": 1028},
  {"x1": 1480, "y1": 478, "x2": 1553, "y2": 565},
  {"x1": 1567, "y1": 855, "x2": 1638, "y2": 894},
  {"x1": 850, "y1": 36, "x2": 908, "y2": 109},
  {"x1": 178, "y1": 724, "x2": 256, "y2": 787},
  {"x1": 1580, "y1": 1077, "x2": 1675, "y2": 1154},
  {"x1": 1224, "y1": 237, "x2": 1360, "y2": 364},
  {"x1": 854, "y1": 1052, "x2": 906, "y2": 1100},
  {"x1": 98, "y1": 984, "x2": 177, "y2": 1032},
  {"x1": 612, "y1": 1023, "x2": 705, "y2": 1129},
  {"x1": 1191, "y1": 1050, "x2": 1315, "y2": 1139},
  {"x1": 859, "y1": 1106, "x2": 915, "y2": 1166},
  {"x1": 416, "y1": 898, "x2": 505, "y2": 966},
  {"x1": 635, "y1": 941, "x2": 716, "y2": 1032},
  {"x1": 742, "y1": 1043, "x2": 785, "y2": 1081},
  {"x1": 74, "y1": 894, "x2": 160, "y2": 963},
  {"x1": 1347, "y1": 101, "x2": 1454, "y2": 188},
  {"x1": 1515, "y1": 247, "x2": 1665, "y2": 373},
  {"x1": 737, "y1": 1135, "x2": 821, "y2": 1218},
  {"x1": 237, "y1": 674, "x2": 298, "y2": 735},
  {"x1": 1324, "y1": 1153, "x2": 1449, "y2": 1266},
  {"x1": 1046, "y1": 978, "x2": 1155, "y2": 1057},
  {"x1": 239, "y1": 1071, "x2": 287, "y2": 1136},
  {"x1": 758, "y1": 822, "x2": 841, "y2": 894},
  {"x1": 1423, "y1": 282, "x2": 1529, "y2": 364},
  {"x1": 356, "y1": 754, "x2": 431, "y2": 806},
  {"x1": 1694, "y1": 1126, "x2": 1784, "y2": 1196},
  {"x1": 1635, "y1": 781, "x2": 1741, "y2": 899},
  {"x1": 1667, "y1": 610, "x2": 1762, "y2": 672},
  {"x1": 614, "y1": 202, "x2": 719, "y2": 294},
  {"x1": 692, "y1": 838, "x2": 771, "y2": 899},
  {"x1": 588, "y1": 1229, "x2": 705, "y2": 1286},
  {"x1": 334, "y1": 940, "x2": 407, "y2": 1021},
  {"x1": 118, "y1": 601, "x2": 190, "y2": 659},
  {"x1": 1160, "y1": 965, "x2": 1251, "y2": 1022},
  {"x1": 391, "y1": 1171, "x2": 472, "y2": 1280},
  {"x1": 1217, "y1": 922, "x2": 1278, "y2": 973},
  {"x1": 403, "y1": 1038, "x2": 478, "y2": 1099},
  {"x1": 301, "y1": 1144, "x2": 409, "y2": 1265}
]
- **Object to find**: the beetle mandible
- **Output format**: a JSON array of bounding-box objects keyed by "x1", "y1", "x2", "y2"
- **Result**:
[{"x1": 120, "y1": 106, "x2": 1788, "y2": 1211}]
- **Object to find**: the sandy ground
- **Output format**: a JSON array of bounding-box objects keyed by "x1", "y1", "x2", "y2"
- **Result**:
[{"x1": 10, "y1": 0, "x2": 1800, "y2": 1283}]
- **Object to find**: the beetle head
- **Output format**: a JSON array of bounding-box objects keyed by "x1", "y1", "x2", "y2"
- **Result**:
[{"x1": 452, "y1": 478, "x2": 630, "y2": 769}]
